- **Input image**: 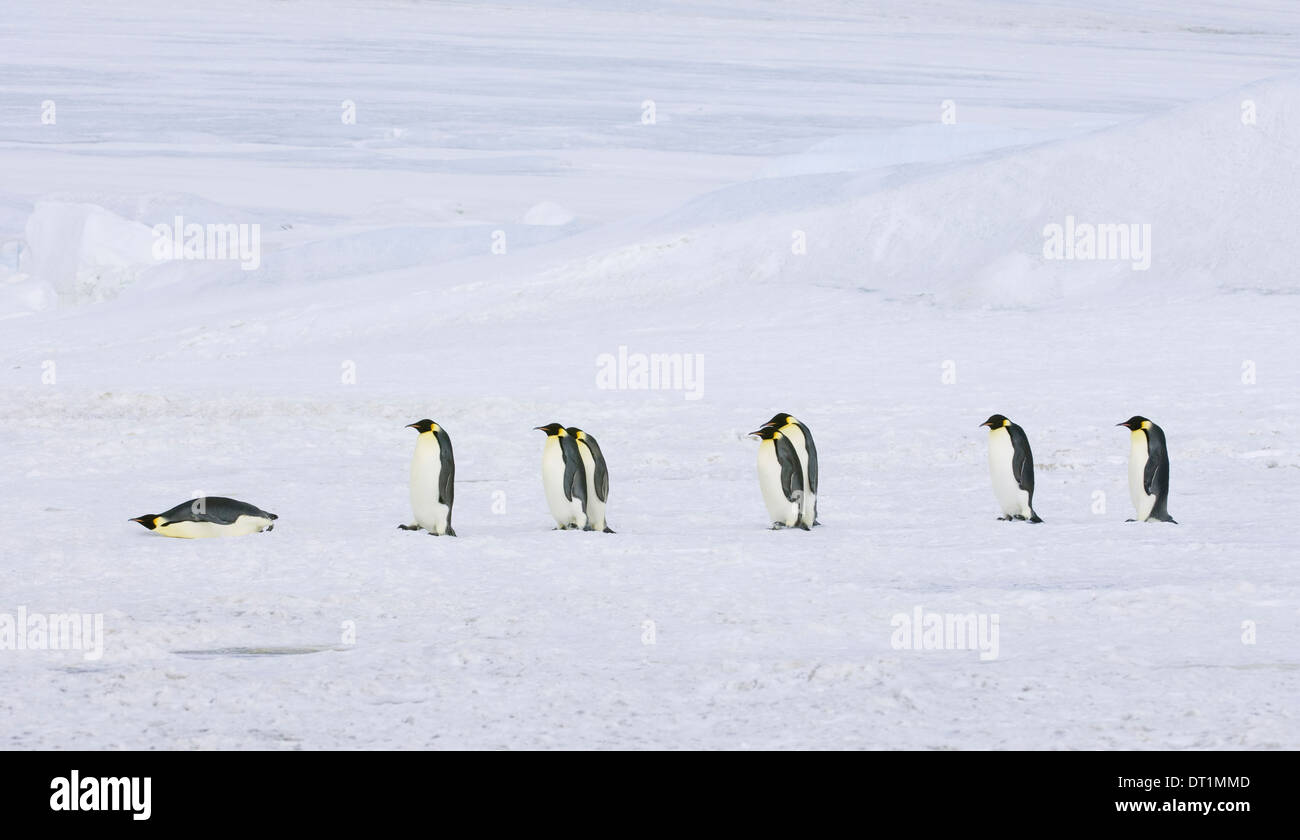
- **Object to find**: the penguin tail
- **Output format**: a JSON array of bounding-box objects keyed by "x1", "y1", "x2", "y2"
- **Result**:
[
  {"x1": 266, "y1": 512, "x2": 279, "y2": 520},
  {"x1": 444, "y1": 525, "x2": 457, "y2": 537},
  {"x1": 1029, "y1": 512, "x2": 1043, "y2": 524},
  {"x1": 602, "y1": 526, "x2": 616, "y2": 534}
]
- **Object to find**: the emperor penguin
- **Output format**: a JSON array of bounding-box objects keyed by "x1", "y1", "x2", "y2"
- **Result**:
[
  {"x1": 979, "y1": 414, "x2": 1043, "y2": 523},
  {"x1": 566, "y1": 426, "x2": 614, "y2": 533},
  {"x1": 751, "y1": 424, "x2": 808, "y2": 530},
  {"x1": 760, "y1": 412, "x2": 819, "y2": 527},
  {"x1": 130, "y1": 497, "x2": 277, "y2": 538},
  {"x1": 399, "y1": 419, "x2": 456, "y2": 536},
  {"x1": 535, "y1": 423, "x2": 589, "y2": 530},
  {"x1": 1118, "y1": 416, "x2": 1176, "y2": 523}
]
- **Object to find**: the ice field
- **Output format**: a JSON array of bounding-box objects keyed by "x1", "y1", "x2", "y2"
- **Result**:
[{"x1": 1, "y1": 0, "x2": 1299, "y2": 748}]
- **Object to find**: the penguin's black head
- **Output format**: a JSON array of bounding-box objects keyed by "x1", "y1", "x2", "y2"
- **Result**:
[
  {"x1": 763, "y1": 412, "x2": 794, "y2": 429},
  {"x1": 534, "y1": 423, "x2": 566, "y2": 437},
  {"x1": 407, "y1": 419, "x2": 437, "y2": 434},
  {"x1": 980, "y1": 414, "x2": 1010, "y2": 429},
  {"x1": 1118, "y1": 416, "x2": 1150, "y2": 431},
  {"x1": 565, "y1": 426, "x2": 585, "y2": 440},
  {"x1": 130, "y1": 515, "x2": 159, "y2": 531},
  {"x1": 749, "y1": 426, "x2": 780, "y2": 440}
]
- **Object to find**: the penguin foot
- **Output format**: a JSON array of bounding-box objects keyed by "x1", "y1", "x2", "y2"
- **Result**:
[
  {"x1": 398, "y1": 524, "x2": 422, "y2": 531},
  {"x1": 770, "y1": 523, "x2": 784, "y2": 530},
  {"x1": 1125, "y1": 518, "x2": 1137, "y2": 522},
  {"x1": 797, "y1": 522, "x2": 811, "y2": 531},
  {"x1": 264, "y1": 524, "x2": 274, "y2": 532},
  {"x1": 582, "y1": 525, "x2": 594, "y2": 532},
  {"x1": 1012, "y1": 514, "x2": 1026, "y2": 521},
  {"x1": 997, "y1": 516, "x2": 1010, "y2": 521}
]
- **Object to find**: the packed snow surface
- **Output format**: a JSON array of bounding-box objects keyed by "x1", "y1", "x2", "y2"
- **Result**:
[{"x1": 1, "y1": 0, "x2": 1298, "y2": 748}]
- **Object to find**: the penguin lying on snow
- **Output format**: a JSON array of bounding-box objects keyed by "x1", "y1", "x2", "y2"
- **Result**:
[
  {"x1": 130, "y1": 497, "x2": 277, "y2": 538},
  {"x1": 399, "y1": 419, "x2": 456, "y2": 536},
  {"x1": 1118, "y1": 416, "x2": 1176, "y2": 523},
  {"x1": 535, "y1": 423, "x2": 589, "y2": 530},
  {"x1": 751, "y1": 424, "x2": 808, "y2": 530},
  {"x1": 980, "y1": 414, "x2": 1043, "y2": 523}
]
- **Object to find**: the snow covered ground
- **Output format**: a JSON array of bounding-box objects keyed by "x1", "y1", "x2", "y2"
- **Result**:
[{"x1": 2, "y1": 0, "x2": 1299, "y2": 748}]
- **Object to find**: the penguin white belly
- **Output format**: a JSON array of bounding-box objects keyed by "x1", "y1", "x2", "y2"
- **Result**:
[
  {"x1": 1129, "y1": 432, "x2": 1156, "y2": 521},
  {"x1": 988, "y1": 428, "x2": 1031, "y2": 517},
  {"x1": 156, "y1": 515, "x2": 273, "y2": 539},
  {"x1": 542, "y1": 438, "x2": 585, "y2": 528},
  {"x1": 579, "y1": 451, "x2": 606, "y2": 531},
  {"x1": 781, "y1": 425, "x2": 816, "y2": 527},
  {"x1": 410, "y1": 434, "x2": 449, "y2": 534},
  {"x1": 757, "y1": 440, "x2": 799, "y2": 527}
]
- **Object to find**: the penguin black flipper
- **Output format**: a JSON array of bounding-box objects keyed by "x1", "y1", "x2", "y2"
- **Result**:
[
  {"x1": 437, "y1": 428, "x2": 457, "y2": 536},
  {"x1": 1007, "y1": 423, "x2": 1035, "y2": 497},
  {"x1": 436, "y1": 428, "x2": 455, "y2": 508},
  {"x1": 795, "y1": 421, "x2": 818, "y2": 496},
  {"x1": 586, "y1": 435, "x2": 610, "y2": 503},
  {"x1": 774, "y1": 433, "x2": 804, "y2": 504},
  {"x1": 160, "y1": 497, "x2": 276, "y2": 525},
  {"x1": 1143, "y1": 425, "x2": 1176, "y2": 523},
  {"x1": 559, "y1": 434, "x2": 589, "y2": 509}
]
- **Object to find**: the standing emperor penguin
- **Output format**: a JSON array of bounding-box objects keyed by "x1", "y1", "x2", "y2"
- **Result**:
[
  {"x1": 535, "y1": 423, "x2": 589, "y2": 530},
  {"x1": 566, "y1": 427, "x2": 614, "y2": 533},
  {"x1": 979, "y1": 414, "x2": 1043, "y2": 523},
  {"x1": 1118, "y1": 416, "x2": 1176, "y2": 523},
  {"x1": 399, "y1": 419, "x2": 456, "y2": 536},
  {"x1": 751, "y1": 424, "x2": 808, "y2": 530},
  {"x1": 760, "y1": 413, "x2": 819, "y2": 527},
  {"x1": 130, "y1": 497, "x2": 277, "y2": 538}
]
